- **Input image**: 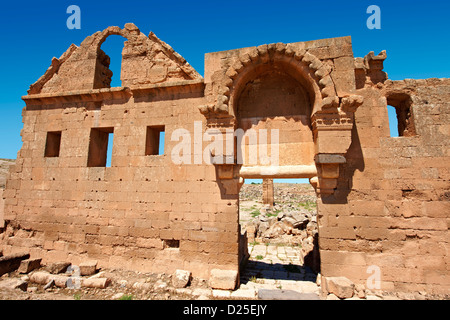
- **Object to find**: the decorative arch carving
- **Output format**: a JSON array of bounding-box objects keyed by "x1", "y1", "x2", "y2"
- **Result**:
[
  {"x1": 200, "y1": 42, "x2": 364, "y2": 196},
  {"x1": 199, "y1": 43, "x2": 344, "y2": 121}
]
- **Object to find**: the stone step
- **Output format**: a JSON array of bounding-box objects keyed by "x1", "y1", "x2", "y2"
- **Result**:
[{"x1": 258, "y1": 289, "x2": 320, "y2": 300}]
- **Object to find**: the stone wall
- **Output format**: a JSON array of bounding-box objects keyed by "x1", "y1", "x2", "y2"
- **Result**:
[
  {"x1": 319, "y1": 78, "x2": 450, "y2": 295},
  {"x1": 1, "y1": 25, "x2": 239, "y2": 280},
  {"x1": 1, "y1": 83, "x2": 242, "y2": 279},
  {"x1": 1, "y1": 24, "x2": 448, "y2": 293}
]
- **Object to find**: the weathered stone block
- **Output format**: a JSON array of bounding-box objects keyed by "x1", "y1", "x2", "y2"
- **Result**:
[
  {"x1": 18, "y1": 258, "x2": 42, "y2": 274},
  {"x1": 0, "y1": 279, "x2": 28, "y2": 292},
  {"x1": 29, "y1": 271, "x2": 51, "y2": 285},
  {"x1": 323, "y1": 276, "x2": 354, "y2": 299},
  {"x1": 209, "y1": 269, "x2": 238, "y2": 290},
  {"x1": 46, "y1": 261, "x2": 71, "y2": 274},
  {"x1": 172, "y1": 269, "x2": 192, "y2": 288},
  {"x1": 0, "y1": 252, "x2": 30, "y2": 276},
  {"x1": 82, "y1": 278, "x2": 111, "y2": 289},
  {"x1": 258, "y1": 289, "x2": 320, "y2": 300},
  {"x1": 79, "y1": 260, "x2": 98, "y2": 276}
]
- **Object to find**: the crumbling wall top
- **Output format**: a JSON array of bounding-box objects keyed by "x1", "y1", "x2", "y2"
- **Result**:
[{"x1": 27, "y1": 23, "x2": 202, "y2": 95}]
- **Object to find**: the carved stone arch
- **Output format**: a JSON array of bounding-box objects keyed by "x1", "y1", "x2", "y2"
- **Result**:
[
  {"x1": 200, "y1": 43, "x2": 340, "y2": 121},
  {"x1": 92, "y1": 25, "x2": 140, "y2": 50},
  {"x1": 200, "y1": 42, "x2": 364, "y2": 196}
]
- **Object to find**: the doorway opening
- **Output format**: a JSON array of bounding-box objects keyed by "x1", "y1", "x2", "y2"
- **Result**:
[{"x1": 239, "y1": 178, "x2": 320, "y2": 292}]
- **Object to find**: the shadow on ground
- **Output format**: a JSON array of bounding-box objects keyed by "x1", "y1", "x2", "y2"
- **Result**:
[{"x1": 240, "y1": 260, "x2": 317, "y2": 285}]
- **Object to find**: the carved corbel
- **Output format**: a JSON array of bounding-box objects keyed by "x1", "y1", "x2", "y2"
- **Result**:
[
  {"x1": 312, "y1": 154, "x2": 346, "y2": 195},
  {"x1": 215, "y1": 164, "x2": 242, "y2": 196}
]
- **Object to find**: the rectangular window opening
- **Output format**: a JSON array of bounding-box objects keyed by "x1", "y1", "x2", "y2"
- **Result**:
[
  {"x1": 87, "y1": 127, "x2": 114, "y2": 167},
  {"x1": 146, "y1": 125, "x2": 165, "y2": 156},
  {"x1": 387, "y1": 105, "x2": 400, "y2": 138},
  {"x1": 44, "y1": 131, "x2": 62, "y2": 157},
  {"x1": 163, "y1": 239, "x2": 179, "y2": 249},
  {"x1": 106, "y1": 132, "x2": 114, "y2": 167},
  {"x1": 387, "y1": 94, "x2": 416, "y2": 138}
]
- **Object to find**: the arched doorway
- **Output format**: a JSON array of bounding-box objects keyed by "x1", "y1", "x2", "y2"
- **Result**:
[{"x1": 201, "y1": 43, "x2": 363, "y2": 294}]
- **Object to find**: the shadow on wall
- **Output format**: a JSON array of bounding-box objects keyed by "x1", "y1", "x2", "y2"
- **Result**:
[
  {"x1": 322, "y1": 122, "x2": 365, "y2": 205},
  {"x1": 303, "y1": 233, "x2": 320, "y2": 273},
  {"x1": 240, "y1": 260, "x2": 318, "y2": 284}
]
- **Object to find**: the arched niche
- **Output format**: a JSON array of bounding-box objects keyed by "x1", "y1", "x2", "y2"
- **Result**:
[{"x1": 232, "y1": 60, "x2": 316, "y2": 171}]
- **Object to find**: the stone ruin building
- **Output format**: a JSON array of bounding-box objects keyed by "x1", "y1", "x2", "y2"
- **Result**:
[{"x1": 0, "y1": 23, "x2": 448, "y2": 295}]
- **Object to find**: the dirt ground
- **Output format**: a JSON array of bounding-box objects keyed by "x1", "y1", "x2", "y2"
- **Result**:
[{"x1": 0, "y1": 268, "x2": 211, "y2": 300}]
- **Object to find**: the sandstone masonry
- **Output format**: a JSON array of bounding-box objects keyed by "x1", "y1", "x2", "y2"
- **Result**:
[{"x1": 0, "y1": 23, "x2": 448, "y2": 294}]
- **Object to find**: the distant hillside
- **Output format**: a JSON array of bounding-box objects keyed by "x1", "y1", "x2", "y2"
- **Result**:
[{"x1": 0, "y1": 159, "x2": 15, "y2": 189}]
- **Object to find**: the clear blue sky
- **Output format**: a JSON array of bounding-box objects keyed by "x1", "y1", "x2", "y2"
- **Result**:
[{"x1": 1, "y1": 1, "x2": 449, "y2": 184}]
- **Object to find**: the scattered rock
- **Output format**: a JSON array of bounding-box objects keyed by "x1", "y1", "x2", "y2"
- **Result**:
[
  {"x1": 0, "y1": 279, "x2": 28, "y2": 291},
  {"x1": 81, "y1": 278, "x2": 110, "y2": 289},
  {"x1": 14, "y1": 280, "x2": 29, "y2": 292},
  {"x1": 209, "y1": 269, "x2": 238, "y2": 291},
  {"x1": 79, "y1": 261, "x2": 98, "y2": 276},
  {"x1": 132, "y1": 281, "x2": 153, "y2": 292},
  {"x1": 88, "y1": 271, "x2": 106, "y2": 279},
  {"x1": 246, "y1": 225, "x2": 257, "y2": 242},
  {"x1": 154, "y1": 280, "x2": 168, "y2": 291},
  {"x1": 46, "y1": 262, "x2": 71, "y2": 274},
  {"x1": 326, "y1": 293, "x2": 340, "y2": 300},
  {"x1": 29, "y1": 271, "x2": 70, "y2": 289},
  {"x1": 241, "y1": 184, "x2": 318, "y2": 260},
  {"x1": 395, "y1": 292, "x2": 416, "y2": 300},
  {"x1": 192, "y1": 288, "x2": 212, "y2": 297},
  {"x1": 117, "y1": 279, "x2": 128, "y2": 288},
  {"x1": 30, "y1": 271, "x2": 52, "y2": 285},
  {"x1": 355, "y1": 284, "x2": 366, "y2": 299},
  {"x1": 172, "y1": 269, "x2": 191, "y2": 288},
  {"x1": 43, "y1": 279, "x2": 55, "y2": 290},
  {"x1": 0, "y1": 252, "x2": 30, "y2": 276},
  {"x1": 293, "y1": 218, "x2": 310, "y2": 230},
  {"x1": 27, "y1": 286, "x2": 38, "y2": 293},
  {"x1": 174, "y1": 288, "x2": 192, "y2": 295},
  {"x1": 111, "y1": 292, "x2": 125, "y2": 300},
  {"x1": 323, "y1": 276, "x2": 355, "y2": 299},
  {"x1": 18, "y1": 258, "x2": 42, "y2": 274},
  {"x1": 53, "y1": 275, "x2": 70, "y2": 288}
]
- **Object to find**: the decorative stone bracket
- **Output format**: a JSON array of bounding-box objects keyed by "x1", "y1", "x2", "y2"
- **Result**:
[
  {"x1": 311, "y1": 154, "x2": 347, "y2": 195},
  {"x1": 216, "y1": 164, "x2": 243, "y2": 196},
  {"x1": 310, "y1": 95, "x2": 363, "y2": 195}
]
